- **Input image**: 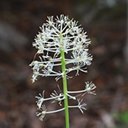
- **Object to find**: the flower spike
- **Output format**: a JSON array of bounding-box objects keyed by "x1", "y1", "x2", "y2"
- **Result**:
[
  {"x1": 30, "y1": 15, "x2": 96, "y2": 126},
  {"x1": 30, "y1": 15, "x2": 93, "y2": 82}
]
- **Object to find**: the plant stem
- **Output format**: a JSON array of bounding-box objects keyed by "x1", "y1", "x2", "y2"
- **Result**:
[{"x1": 60, "y1": 34, "x2": 70, "y2": 128}]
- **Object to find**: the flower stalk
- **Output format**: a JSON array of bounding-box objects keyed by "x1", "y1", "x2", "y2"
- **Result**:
[{"x1": 60, "y1": 33, "x2": 70, "y2": 128}]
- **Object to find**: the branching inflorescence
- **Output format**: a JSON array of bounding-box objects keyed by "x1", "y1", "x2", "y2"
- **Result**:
[{"x1": 30, "y1": 15, "x2": 96, "y2": 127}]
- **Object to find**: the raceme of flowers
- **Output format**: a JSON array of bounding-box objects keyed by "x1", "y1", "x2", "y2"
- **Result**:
[
  {"x1": 30, "y1": 15, "x2": 92, "y2": 83},
  {"x1": 30, "y1": 15, "x2": 96, "y2": 121}
]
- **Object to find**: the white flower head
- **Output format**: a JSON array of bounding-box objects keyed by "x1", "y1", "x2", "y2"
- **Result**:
[
  {"x1": 85, "y1": 82, "x2": 96, "y2": 95},
  {"x1": 30, "y1": 15, "x2": 93, "y2": 82},
  {"x1": 77, "y1": 99, "x2": 87, "y2": 114},
  {"x1": 36, "y1": 105, "x2": 47, "y2": 121},
  {"x1": 35, "y1": 91, "x2": 45, "y2": 109},
  {"x1": 50, "y1": 90, "x2": 64, "y2": 105}
]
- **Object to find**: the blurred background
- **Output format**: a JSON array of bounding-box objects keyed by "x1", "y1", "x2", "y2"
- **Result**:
[{"x1": 0, "y1": 0, "x2": 127, "y2": 128}]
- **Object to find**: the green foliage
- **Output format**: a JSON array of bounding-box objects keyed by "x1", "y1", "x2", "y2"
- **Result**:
[{"x1": 118, "y1": 111, "x2": 128, "y2": 124}]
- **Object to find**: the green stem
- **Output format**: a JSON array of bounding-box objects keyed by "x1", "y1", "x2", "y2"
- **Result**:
[{"x1": 60, "y1": 34, "x2": 70, "y2": 128}]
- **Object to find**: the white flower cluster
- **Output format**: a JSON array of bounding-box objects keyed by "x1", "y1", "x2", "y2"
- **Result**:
[
  {"x1": 30, "y1": 15, "x2": 92, "y2": 83},
  {"x1": 35, "y1": 82, "x2": 96, "y2": 121},
  {"x1": 30, "y1": 15, "x2": 96, "y2": 121}
]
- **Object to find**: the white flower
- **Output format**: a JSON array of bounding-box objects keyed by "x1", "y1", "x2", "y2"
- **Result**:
[
  {"x1": 29, "y1": 61, "x2": 43, "y2": 82},
  {"x1": 85, "y1": 82, "x2": 96, "y2": 95},
  {"x1": 36, "y1": 92, "x2": 45, "y2": 109},
  {"x1": 77, "y1": 99, "x2": 87, "y2": 114},
  {"x1": 50, "y1": 90, "x2": 64, "y2": 105},
  {"x1": 36, "y1": 105, "x2": 65, "y2": 121},
  {"x1": 30, "y1": 15, "x2": 93, "y2": 82},
  {"x1": 36, "y1": 105, "x2": 47, "y2": 121},
  {"x1": 67, "y1": 81, "x2": 96, "y2": 95},
  {"x1": 36, "y1": 90, "x2": 65, "y2": 108},
  {"x1": 68, "y1": 99, "x2": 87, "y2": 114}
]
